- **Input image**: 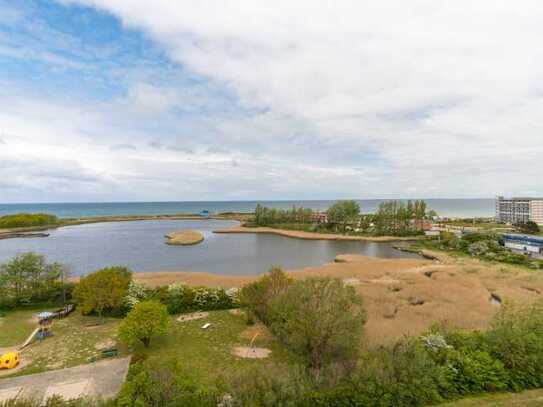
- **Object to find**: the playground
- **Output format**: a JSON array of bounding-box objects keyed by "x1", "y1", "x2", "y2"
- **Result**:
[
  {"x1": 0, "y1": 305, "x2": 292, "y2": 388},
  {"x1": 0, "y1": 306, "x2": 126, "y2": 377}
]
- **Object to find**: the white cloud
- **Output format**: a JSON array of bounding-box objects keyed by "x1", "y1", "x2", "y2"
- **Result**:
[{"x1": 3, "y1": 1, "x2": 543, "y2": 201}]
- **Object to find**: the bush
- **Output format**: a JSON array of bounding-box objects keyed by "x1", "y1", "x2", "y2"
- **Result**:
[
  {"x1": 164, "y1": 284, "x2": 237, "y2": 314},
  {"x1": 239, "y1": 267, "x2": 291, "y2": 323},
  {"x1": 226, "y1": 364, "x2": 311, "y2": 406},
  {"x1": 468, "y1": 241, "x2": 489, "y2": 256},
  {"x1": 119, "y1": 300, "x2": 169, "y2": 348},
  {"x1": 116, "y1": 361, "x2": 217, "y2": 407},
  {"x1": 267, "y1": 277, "x2": 365, "y2": 371},
  {"x1": 73, "y1": 266, "x2": 132, "y2": 317},
  {"x1": 0, "y1": 213, "x2": 59, "y2": 229},
  {"x1": 484, "y1": 301, "x2": 543, "y2": 390}
]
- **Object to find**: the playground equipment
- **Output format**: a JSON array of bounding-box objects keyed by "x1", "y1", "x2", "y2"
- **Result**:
[
  {"x1": 18, "y1": 304, "x2": 75, "y2": 351},
  {"x1": 0, "y1": 351, "x2": 19, "y2": 369}
]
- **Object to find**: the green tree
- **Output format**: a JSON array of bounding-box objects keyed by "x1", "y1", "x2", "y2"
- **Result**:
[
  {"x1": 119, "y1": 300, "x2": 169, "y2": 348},
  {"x1": 0, "y1": 252, "x2": 63, "y2": 305},
  {"x1": 268, "y1": 277, "x2": 366, "y2": 371},
  {"x1": 326, "y1": 200, "x2": 361, "y2": 233},
  {"x1": 73, "y1": 266, "x2": 132, "y2": 317},
  {"x1": 515, "y1": 221, "x2": 540, "y2": 235}
]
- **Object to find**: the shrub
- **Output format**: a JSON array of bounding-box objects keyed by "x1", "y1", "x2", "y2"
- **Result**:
[
  {"x1": 267, "y1": 277, "x2": 365, "y2": 371},
  {"x1": 119, "y1": 300, "x2": 169, "y2": 348},
  {"x1": 116, "y1": 361, "x2": 217, "y2": 407},
  {"x1": 485, "y1": 301, "x2": 543, "y2": 390},
  {"x1": 73, "y1": 266, "x2": 132, "y2": 317},
  {"x1": 226, "y1": 364, "x2": 311, "y2": 406},
  {"x1": 124, "y1": 281, "x2": 149, "y2": 309},
  {"x1": 468, "y1": 241, "x2": 489, "y2": 256},
  {"x1": 239, "y1": 267, "x2": 291, "y2": 323},
  {"x1": 164, "y1": 284, "x2": 236, "y2": 314}
]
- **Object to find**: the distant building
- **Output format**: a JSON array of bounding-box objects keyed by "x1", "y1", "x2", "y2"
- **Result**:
[
  {"x1": 200, "y1": 210, "x2": 210, "y2": 218},
  {"x1": 502, "y1": 234, "x2": 543, "y2": 256},
  {"x1": 311, "y1": 212, "x2": 328, "y2": 223},
  {"x1": 496, "y1": 196, "x2": 543, "y2": 225}
]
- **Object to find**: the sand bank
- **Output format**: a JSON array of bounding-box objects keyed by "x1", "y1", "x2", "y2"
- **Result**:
[
  {"x1": 165, "y1": 229, "x2": 204, "y2": 245},
  {"x1": 213, "y1": 226, "x2": 424, "y2": 242}
]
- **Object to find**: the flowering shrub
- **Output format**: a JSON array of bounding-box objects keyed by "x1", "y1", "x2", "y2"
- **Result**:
[
  {"x1": 164, "y1": 283, "x2": 237, "y2": 314},
  {"x1": 125, "y1": 281, "x2": 149, "y2": 309}
]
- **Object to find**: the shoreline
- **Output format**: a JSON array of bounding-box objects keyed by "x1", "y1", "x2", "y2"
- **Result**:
[
  {"x1": 213, "y1": 225, "x2": 425, "y2": 243},
  {"x1": 0, "y1": 213, "x2": 249, "y2": 240}
]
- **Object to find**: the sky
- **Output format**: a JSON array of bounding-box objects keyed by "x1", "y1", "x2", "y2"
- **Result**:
[{"x1": 1, "y1": 1, "x2": 543, "y2": 203}]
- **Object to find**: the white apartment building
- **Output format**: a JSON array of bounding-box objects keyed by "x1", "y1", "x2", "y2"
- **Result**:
[{"x1": 496, "y1": 197, "x2": 543, "y2": 225}]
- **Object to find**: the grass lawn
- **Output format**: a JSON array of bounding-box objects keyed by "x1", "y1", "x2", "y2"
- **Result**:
[
  {"x1": 443, "y1": 389, "x2": 543, "y2": 406},
  {"x1": 1, "y1": 307, "x2": 296, "y2": 383},
  {"x1": 131, "y1": 309, "x2": 298, "y2": 384}
]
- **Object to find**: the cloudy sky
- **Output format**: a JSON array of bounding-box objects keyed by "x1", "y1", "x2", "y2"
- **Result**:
[{"x1": 1, "y1": 0, "x2": 542, "y2": 203}]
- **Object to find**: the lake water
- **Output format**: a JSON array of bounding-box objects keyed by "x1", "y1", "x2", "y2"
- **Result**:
[
  {"x1": 0, "y1": 199, "x2": 496, "y2": 218},
  {"x1": 0, "y1": 219, "x2": 419, "y2": 276}
]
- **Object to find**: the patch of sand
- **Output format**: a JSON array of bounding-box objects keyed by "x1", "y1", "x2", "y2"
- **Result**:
[
  {"x1": 94, "y1": 339, "x2": 116, "y2": 351},
  {"x1": 229, "y1": 308, "x2": 245, "y2": 316},
  {"x1": 177, "y1": 312, "x2": 209, "y2": 322},
  {"x1": 165, "y1": 229, "x2": 204, "y2": 245},
  {"x1": 232, "y1": 347, "x2": 271, "y2": 359}
]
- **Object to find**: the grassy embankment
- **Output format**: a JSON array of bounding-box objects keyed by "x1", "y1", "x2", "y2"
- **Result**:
[{"x1": 0, "y1": 307, "x2": 293, "y2": 382}]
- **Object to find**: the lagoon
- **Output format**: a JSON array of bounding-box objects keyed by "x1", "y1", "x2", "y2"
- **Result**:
[{"x1": 0, "y1": 219, "x2": 419, "y2": 276}]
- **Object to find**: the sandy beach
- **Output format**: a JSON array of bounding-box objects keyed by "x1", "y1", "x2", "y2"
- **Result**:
[{"x1": 213, "y1": 225, "x2": 425, "y2": 242}]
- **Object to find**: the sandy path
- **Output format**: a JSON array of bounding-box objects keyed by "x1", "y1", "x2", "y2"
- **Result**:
[{"x1": 213, "y1": 226, "x2": 425, "y2": 242}]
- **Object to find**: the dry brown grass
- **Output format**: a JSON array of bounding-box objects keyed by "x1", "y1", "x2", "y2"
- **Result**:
[{"x1": 135, "y1": 253, "x2": 543, "y2": 346}]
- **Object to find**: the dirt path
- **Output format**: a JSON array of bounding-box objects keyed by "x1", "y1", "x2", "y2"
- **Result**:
[{"x1": 0, "y1": 357, "x2": 130, "y2": 403}]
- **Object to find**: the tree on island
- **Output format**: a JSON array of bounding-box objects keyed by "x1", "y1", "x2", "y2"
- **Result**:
[
  {"x1": 326, "y1": 200, "x2": 361, "y2": 233},
  {"x1": 119, "y1": 300, "x2": 169, "y2": 348},
  {"x1": 73, "y1": 266, "x2": 132, "y2": 318}
]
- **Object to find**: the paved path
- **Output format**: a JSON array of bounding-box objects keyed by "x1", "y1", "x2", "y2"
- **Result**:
[{"x1": 0, "y1": 357, "x2": 130, "y2": 403}]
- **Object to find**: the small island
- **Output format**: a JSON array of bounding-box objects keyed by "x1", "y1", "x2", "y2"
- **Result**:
[{"x1": 165, "y1": 229, "x2": 204, "y2": 246}]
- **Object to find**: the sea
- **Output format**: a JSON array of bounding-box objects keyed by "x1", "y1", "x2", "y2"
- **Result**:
[{"x1": 0, "y1": 199, "x2": 495, "y2": 219}]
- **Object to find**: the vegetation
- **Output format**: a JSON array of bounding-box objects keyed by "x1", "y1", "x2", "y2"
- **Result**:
[
  {"x1": 250, "y1": 200, "x2": 434, "y2": 237},
  {"x1": 73, "y1": 267, "x2": 132, "y2": 317},
  {"x1": 0, "y1": 213, "x2": 59, "y2": 229},
  {"x1": 372, "y1": 199, "x2": 429, "y2": 236},
  {"x1": 252, "y1": 204, "x2": 314, "y2": 226},
  {"x1": 326, "y1": 200, "x2": 360, "y2": 233},
  {"x1": 422, "y1": 232, "x2": 543, "y2": 269},
  {"x1": 514, "y1": 220, "x2": 540, "y2": 234},
  {"x1": 0, "y1": 252, "x2": 68, "y2": 309},
  {"x1": 119, "y1": 300, "x2": 169, "y2": 348},
  {"x1": 124, "y1": 281, "x2": 238, "y2": 314},
  {"x1": 268, "y1": 277, "x2": 365, "y2": 371}
]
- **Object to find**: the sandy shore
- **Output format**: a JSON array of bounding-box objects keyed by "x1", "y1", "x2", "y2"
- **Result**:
[
  {"x1": 135, "y1": 253, "x2": 543, "y2": 346},
  {"x1": 213, "y1": 225, "x2": 424, "y2": 242}
]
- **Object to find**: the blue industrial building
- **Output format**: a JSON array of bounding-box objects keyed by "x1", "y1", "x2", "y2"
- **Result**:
[{"x1": 503, "y1": 234, "x2": 543, "y2": 256}]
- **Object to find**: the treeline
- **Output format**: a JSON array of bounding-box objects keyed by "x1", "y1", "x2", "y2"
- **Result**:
[
  {"x1": 373, "y1": 199, "x2": 434, "y2": 236},
  {"x1": 0, "y1": 213, "x2": 59, "y2": 229},
  {"x1": 253, "y1": 204, "x2": 314, "y2": 226},
  {"x1": 0, "y1": 253, "x2": 70, "y2": 309}
]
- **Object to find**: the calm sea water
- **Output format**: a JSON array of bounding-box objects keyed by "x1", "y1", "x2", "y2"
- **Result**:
[
  {"x1": 0, "y1": 199, "x2": 495, "y2": 218},
  {"x1": 0, "y1": 220, "x2": 419, "y2": 276}
]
